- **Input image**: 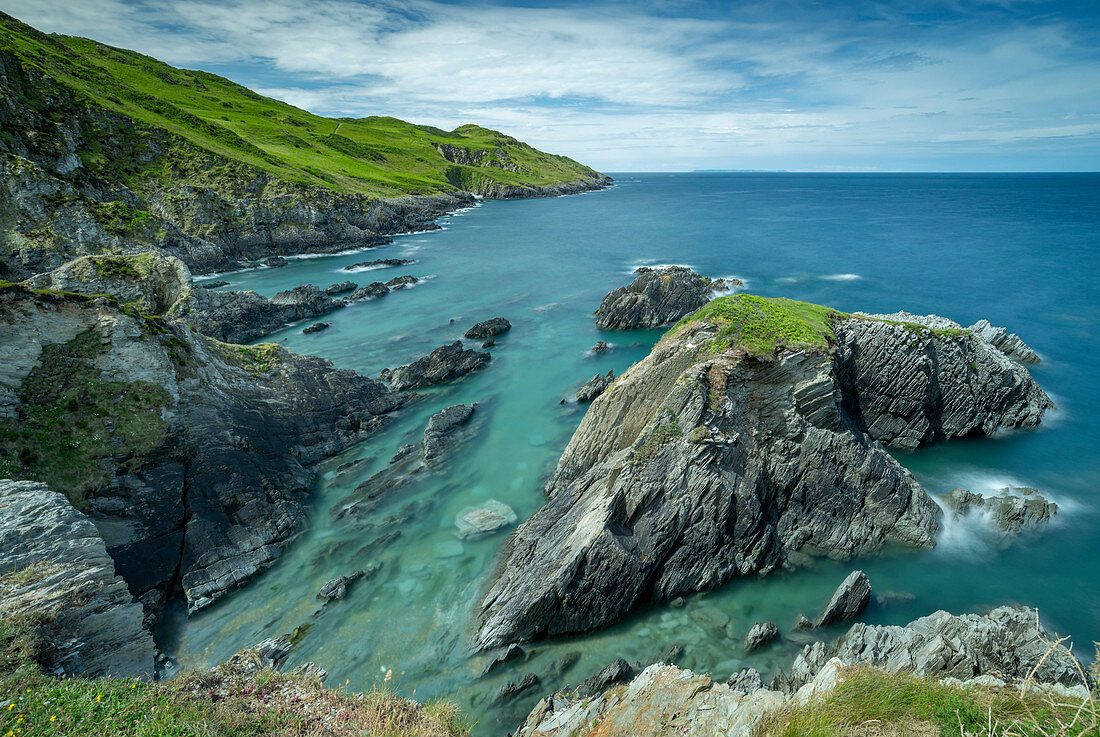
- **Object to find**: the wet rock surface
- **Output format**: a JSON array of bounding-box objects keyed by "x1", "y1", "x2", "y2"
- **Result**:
[
  {"x1": 349, "y1": 282, "x2": 390, "y2": 301},
  {"x1": 465, "y1": 317, "x2": 512, "y2": 340},
  {"x1": 380, "y1": 341, "x2": 490, "y2": 391},
  {"x1": 303, "y1": 321, "x2": 331, "y2": 334},
  {"x1": 594, "y1": 266, "x2": 736, "y2": 329},
  {"x1": 944, "y1": 487, "x2": 1058, "y2": 533},
  {"x1": 323, "y1": 281, "x2": 357, "y2": 295},
  {"x1": 817, "y1": 571, "x2": 872, "y2": 627},
  {"x1": 574, "y1": 370, "x2": 614, "y2": 402}
]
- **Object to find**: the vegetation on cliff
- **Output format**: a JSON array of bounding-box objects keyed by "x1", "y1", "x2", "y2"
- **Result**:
[
  {"x1": 670, "y1": 293, "x2": 847, "y2": 356},
  {"x1": 0, "y1": 12, "x2": 602, "y2": 198}
]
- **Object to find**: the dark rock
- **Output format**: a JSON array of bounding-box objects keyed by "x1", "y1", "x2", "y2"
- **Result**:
[
  {"x1": 944, "y1": 487, "x2": 1058, "y2": 533},
  {"x1": 743, "y1": 622, "x2": 779, "y2": 651},
  {"x1": 317, "y1": 569, "x2": 368, "y2": 601},
  {"x1": 497, "y1": 672, "x2": 539, "y2": 701},
  {"x1": 349, "y1": 282, "x2": 390, "y2": 300},
  {"x1": 481, "y1": 643, "x2": 525, "y2": 677},
  {"x1": 303, "y1": 322, "x2": 331, "y2": 334},
  {"x1": 380, "y1": 341, "x2": 490, "y2": 391},
  {"x1": 181, "y1": 281, "x2": 344, "y2": 343},
  {"x1": 594, "y1": 266, "x2": 735, "y2": 329},
  {"x1": 465, "y1": 317, "x2": 512, "y2": 340},
  {"x1": 788, "y1": 605, "x2": 1086, "y2": 688},
  {"x1": 343, "y1": 258, "x2": 414, "y2": 271},
  {"x1": 575, "y1": 370, "x2": 614, "y2": 402},
  {"x1": 659, "y1": 644, "x2": 684, "y2": 664},
  {"x1": 422, "y1": 404, "x2": 477, "y2": 462},
  {"x1": 264, "y1": 256, "x2": 288, "y2": 268},
  {"x1": 323, "y1": 281, "x2": 357, "y2": 295},
  {"x1": 726, "y1": 668, "x2": 763, "y2": 694},
  {"x1": 198, "y1": 280, "x2": 229, "y2": 289},
  {"x1": 591, "y1": 340, "x2": 610, "y2": 353},
  {"x1": 390, "y1": 444, "x2": 418, "y2": 463},
  {"x1": 817, "y1": 571, "x2": 872, "y2": 627},
  {"x1": 385, "y1": 275, "x2": 418, "y2": 289},
  {"x1": 546, "y1": 651, "x2": 582, "y2": 680},
  {"x1": 576, "y1": 658, "x2": 634, "y2": 697},
  {"x1": 482, "y1": 338, "x2": 495, "y2": 348}
]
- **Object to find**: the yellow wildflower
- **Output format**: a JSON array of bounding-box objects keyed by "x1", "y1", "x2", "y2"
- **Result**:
[{"x1": 50, "y1": 716, "x2": 56, "y2": 722}]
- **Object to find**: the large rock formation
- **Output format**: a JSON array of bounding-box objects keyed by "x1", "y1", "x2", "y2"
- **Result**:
[
  {"x1": 476, "y1": 295, "x2": 1051, "y2": 649},
  {"x1": 0, "y1": 261, "x2": 407, "y2": 620},
  {"x1": 594, "y1": 266, "x2": 735, "y2": 329},
  {"x1": 380, "y1": 341, "x2": 491, "y2": 391},
  {"x1": 0, "y1": 479, "x2": 156, "y2": 678},
  {"x1": 944, "y1": 487, "x2": 1059, "y2": 533}
]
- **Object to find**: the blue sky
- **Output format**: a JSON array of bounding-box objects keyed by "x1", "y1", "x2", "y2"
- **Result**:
[{"x1": 4, "y1": 0, "x2": 1099, "y2": 171}]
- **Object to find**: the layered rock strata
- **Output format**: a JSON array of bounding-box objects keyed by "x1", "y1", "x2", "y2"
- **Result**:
[{"x1": 594, "y1": 266, "x2": 737, "y2": 329}]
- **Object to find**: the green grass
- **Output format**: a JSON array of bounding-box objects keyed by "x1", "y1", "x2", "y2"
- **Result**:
[
  {"x1": 0, "y1": 12, "x2": 603, "y2": 198},
  {"x1": 753, "y1": 667, "x2": 1096, "y2": 737},
  {"x1": 670, "y1": 294, "x2": 848, "y2": 356},
  {"x1": 0, "y1": 328, "x2": 170, "y2": 508}
]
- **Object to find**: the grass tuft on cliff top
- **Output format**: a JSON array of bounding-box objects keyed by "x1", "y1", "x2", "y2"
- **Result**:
[
  {"x1": 671, "y1": 294, "x2": 849, "y2": 356},
  {"x1": 0, "y1": 12, "x2": 603, "y2": 198}
]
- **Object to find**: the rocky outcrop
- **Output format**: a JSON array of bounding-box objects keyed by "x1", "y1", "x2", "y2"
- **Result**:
[
  {"x1": 465, "y1": 317, "x2": 512, "y2": 340},
  {"x1": 742, "y1": 622, "x2": 779, "y2": 652},
  {"x1": 303, "y1": 322, "x2": 331, "y2": 334},
  {"x1": 385, "y1": 275, "x2": 418, "y2": 289},
  {"x1": 575, "y1": 370, "x2": 615, "y2": 402},
  {"x1": 422, "y1": 404, "x2": 477, "y2": 462},
  {"x1": 380, "y1": 341, "x2": 490, "y2": 391},
  {"x1": 343, "y1": 258, "x2": 414, "y2": 271},
  {"x1": 349, "y1": 282, "x2": 389, "y2": 300},
  {"x1": 316, "y1": 567, "x2": 376, "y2": 602},
  {"x1": 594, "y1": 267, "x2": 736, "y2": 329},
  {"x1": 0, "y1": 479, "x2": 156, "y2": 678},
  {"x1": 0, "y1": 275, "x2": 407, "y2": 620},
  {"x1": 817, "y1": 571, "x2": 872, "y2": 627},
  {"x1": 969, "y1": 319, "x2": 1041, "y2": 363},
  {"x1": 787, "y1": 606, "x2": 1085, "y2": 688},
  {"x1": 944, "y1": 487, "x2": 1058, "y2": 533},
  {"x1": 475, "y1": 295, "x2": 1052, "y2": 649},
  {"x1": 323, "y1": 281, "x2": 357, "y2": 295}
]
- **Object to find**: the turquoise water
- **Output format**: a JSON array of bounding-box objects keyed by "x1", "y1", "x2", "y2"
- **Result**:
[{"x1": 167, "y1": 173, "x2": 1100, "y2": 734}]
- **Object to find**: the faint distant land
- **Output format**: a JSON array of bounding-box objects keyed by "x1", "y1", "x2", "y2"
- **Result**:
[{"x1": 692, "y1": 168, "x2": 791, "y2": 173}]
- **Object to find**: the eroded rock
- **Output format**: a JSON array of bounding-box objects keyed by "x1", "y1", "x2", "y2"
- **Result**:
[
  {"x1": 594, "y1": 266, "x2": 737, "y2": 329},
  {"x1": 380, "y1": 342, "x2": 490, "y2": 391}
]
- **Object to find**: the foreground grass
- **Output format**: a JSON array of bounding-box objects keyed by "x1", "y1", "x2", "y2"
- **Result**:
[
  {"x1": 754, "y1": 667, "x2": 1097, "y2": 737},
  {"x1": 0, "y1": 614, "x2": 470, "y2": 737}
]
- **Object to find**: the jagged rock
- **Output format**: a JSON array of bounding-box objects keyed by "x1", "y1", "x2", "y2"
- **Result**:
[
  {"x1": 455, "y1": 500, "x2": 517, "y2": 539},
  {"x1": 594, "y1": 266, "x2": 736, "y2": 329},
  {"x1": 482, "y1": 338, "x2": 495, "y2": 348},
  {"x1": 794, "y1": 614, "x2": 814, "y2": 630},
  {"x1": 969, "y1": 319, "x2": 1040, "y2": 363},
  {"x1": 264, "y1": 256, "x2": 288, "y2": 268},
  {"x1": 303, "y1": 322, "x2": 330, "y2": 334},
  {"x1": 591, "y1": 340, "x2": 610, "y2": 353},
  {"x1": 576, "y1": 658, "x2": 635, "y2": 697},
  {"x1": 575, "y1": 370, "x2": 614, "y2": 402},
  {"x1": 323, "y1": 281, "x2": 357, "y2": 295},
  {"x1": 317, "y1": 569, "x2": 367, "y2": 601},
  {"x1": 481, "y1": 643, "x2": 525, "y2": 677},
  {"x1": 271, "y1": 284, "x2": 342, "y2": 314},
  {"x1": 391, "y1": 444, "x2": 418, "y2": 463},
  {"x1": 198, "y1": 279, "x2": 229, "y2": 289},
  {"x1": 743, "y1": 622, "x2": 779, "y2": 651},
  {"x1": 422, "y1": 403, "x2": 477, "y2": 462},
  {"x1": 817, "y1": 571, "x2": 871, "y2": 627},
  {"x1": 465, "y1": 317, "x2": 512, "y2": 340},
  {"x1": 349, "y1": 282, "x2": 390, "y2": 300},
  {"x1": 659, "y1": 644, "x2": 684, "y2": 664},
  {"x1": 944, "y1": 487, "x2": 1058, "y2": 533},
  {"x1": 253, "y1": 635, "x2": 294, "y2": 670},
  {"x1": 174, "y1": 279, "x2": 345, "y2": 343},
  {"x1": 475, "y1": 296, "x2": 1051, "y2": 649},
  {"x1": 0, "y1": 276, "x2": 407, "y2": 619},
  {"x1": 787, "y1": 606, "x2": 1086, "y2": 688},
  {"x1": 380, "y1": 341, "x2": 490, "y2": 391},
  {"x1": 385, "y1": 275, "x2": 418, "y2": 289},
  {"x1": 343, "y1": 258, "x2": 414, "y2": 271},
  {"x1": 0, "y1": 479, "x2": 156, "y2": 678},
  {"x1": 497, "y1": 672, "x2": 539, "y2": 701},
  {"x1": 726, "y1": 668, "x2": 764, "y2": 694}
]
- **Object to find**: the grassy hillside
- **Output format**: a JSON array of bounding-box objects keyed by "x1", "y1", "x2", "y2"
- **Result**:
[{"x1": 0, "y1": 12, "x2": 603, "y2": 198}]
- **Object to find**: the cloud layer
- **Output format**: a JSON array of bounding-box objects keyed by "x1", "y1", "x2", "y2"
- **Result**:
[{"x1": 4, "y1": 0, "x2": 1098, "y2": 171}]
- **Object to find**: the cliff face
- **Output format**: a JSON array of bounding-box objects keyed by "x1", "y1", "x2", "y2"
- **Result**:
[
  {"x1": 0, "y1": 257, "x2": 407, "y2": 618},
  {"x1": 475, "y1": 296, "x2": 1052, "y2": 649}
]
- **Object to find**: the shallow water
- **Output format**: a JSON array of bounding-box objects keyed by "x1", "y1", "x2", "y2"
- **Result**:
[{"x1": 166, "y1": 173, "x2": 1100, "y2": 734}]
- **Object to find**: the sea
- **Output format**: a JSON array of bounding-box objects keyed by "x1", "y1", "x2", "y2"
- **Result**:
[{"x1": 164, "y1": 172, "x2": 1100, "y2": 734}]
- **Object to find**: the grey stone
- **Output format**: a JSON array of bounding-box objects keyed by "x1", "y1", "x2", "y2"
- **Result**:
[
  {"x1": 422, "y1": 404, "x2": 477, "y2": 462},
  {"x1": 465, "y1": 317, "x2": 511, "y2": 340},
  {"x1": 455, "y1": 500, "x2": 517, "y2": 540},
  {"x1": 944, "y1": 487, "x2": 1058, "y2": 533},
  {"x1": 348, "y1": 282, "x2": 390, "y2": 300},
  {"x1": 380, "y1": 341, "x2": 490, "y2": 391},
  {"x1": 302, "y1": 321, "x2": 330, "y2": 334},
  {"x1": 817, "y1": 571, "x2": 872, "y2": 627},
  {"x1": 726, "y1": 668, "x2": 764, "y2": 693},
  {"x1": 743, "y1": 622, "x2": 779, "y2": 652},
  {"x1": 343, "y1": 258, "x2": 414, "y2": 271},
  {"x1": 323, "y1": 281, "x2": 357, "y2": 295},
  {"x1": 575, "y1": 370, "x2": 615, "y2": 402},
  {"x1": 497, "y1": 672, "x2": 539, "y2": 701},
  {"x1": 576, "y1": 658, "x2": 635, "y2": 697},
  {"x1": 594, "y1": 266, "x2": 739, "y2": 329}
]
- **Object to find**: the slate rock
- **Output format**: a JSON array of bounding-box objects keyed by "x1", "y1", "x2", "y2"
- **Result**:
[
  {"x1": 380, "y1": 341, "x2": 490, "y2": 391},
  {"x1": 575, "y1": 370, "x2": 615, "y2": 402},
  {"x1": 743, "y1": 622, "x2": 779, "y2": 652},
  {"x1": 465, "y1": 317, "x2": 512, "y2": 340},
  {"x1": 817, "y1": 571, "x2": 872, "y2": 627}
]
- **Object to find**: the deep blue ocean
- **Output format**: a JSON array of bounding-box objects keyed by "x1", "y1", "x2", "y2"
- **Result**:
[{"x1": 167, "y1": 173, "x2": 1100, "y2": 734}]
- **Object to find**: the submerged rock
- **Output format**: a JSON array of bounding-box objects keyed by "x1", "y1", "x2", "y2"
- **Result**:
[
  {"x1": 317, "y1": 569, "x2": 369, "y2": 601},
  {"x1": 455, "y1": 500, "x2": 518, "y2": 539},
  {"x1": 575, "y1": 370, "x2": 615, "y2": 402},
  {"x1": 497, "y1": 672, "x2": 539, "y2": 701},
  {"x1": 475, "y1": 294, "x2": 1051, "y2": 649},
  {"x1": 481, "y1": 643, "x2": 526, "y2": 677},
  {"x1": 594, "y1": 266, "x2": 736, "y2": 329},
  {"x1": 743, "y1": 622, "x2": 779, "y2": 652},
  {"x1": 465, "y1": 317, "x2": 512, "y2": 340},
  {"x1": 817, "y1": 571, "x2": 872, "y2": 627},
  {"x1": 380, "y1": 341, "x2": 490, "y2": 391},
  {"x1": 343, "y1": 258, "x2": 414, "y2": 271},
  {"x1": 944, "y1": 487, "x2": 1058, "y2": 533}
]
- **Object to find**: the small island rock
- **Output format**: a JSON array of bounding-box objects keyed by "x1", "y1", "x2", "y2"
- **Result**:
[{"x1": 465, "y1": 317, "x2": 512, "y2": 340}]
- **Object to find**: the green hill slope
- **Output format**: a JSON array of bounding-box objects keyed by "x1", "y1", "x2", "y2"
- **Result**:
[{"x1": 0, "y1": 12, "x2": 604, "y2": 197}]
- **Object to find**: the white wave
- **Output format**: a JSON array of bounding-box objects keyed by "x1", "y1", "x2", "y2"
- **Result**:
[
  {"x1": 339, "y1": 261, "x2": 417, "y2": 274},
  {"x1": 775, "y1": 275, "x2": 806, "y2": 285},
  {"x1": 820, "y1": 273, "x2": 863, "y2": 282}
]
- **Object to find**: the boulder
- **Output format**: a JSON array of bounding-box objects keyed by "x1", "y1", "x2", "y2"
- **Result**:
[
  {"x1": 743, "y1": 622, "x2": 779, "y2": 652},
  {"x1": 323, "y1": 281, "x2": 357, "y2": 295},
  {"x1": 385, "y1": 275, "x2": 418, "y2": 289},
  {"x1": 303, "y1": 322, "x2": 331, "y2": 334},
  {"x1": 944, "y1": 487, "x2": 1058, "y2": 533},
  {"x1": 380, "y1": 341, "x2": 490, "y2": 391},
  {"x1": 575, "y1": 370, "x2": 615, "y2": 402},
  {"x1": 455, "y1": 500, "x2": 518, "y2": 539},
  {"x1": 817, "y1": 571, "x2": 872, "y2": 627},
  {"x1": 594, "y1": 266, "x2": 736, "y2": 329},
  {"x1": 465, "y1": 317, "x2": 512, "y2": 340},
  {"x1": 349, "y1": 282, "x2": 390, "y2": 300}
]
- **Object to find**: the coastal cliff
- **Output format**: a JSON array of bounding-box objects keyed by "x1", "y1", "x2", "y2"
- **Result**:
[{"x1": 476, "y1": 294, "x2": 1052, "y2": 649}]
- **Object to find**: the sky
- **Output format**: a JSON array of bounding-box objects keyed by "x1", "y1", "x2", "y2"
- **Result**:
[{"x1": 3, "y1": 0, "x2": 1099, "y2": 172}]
